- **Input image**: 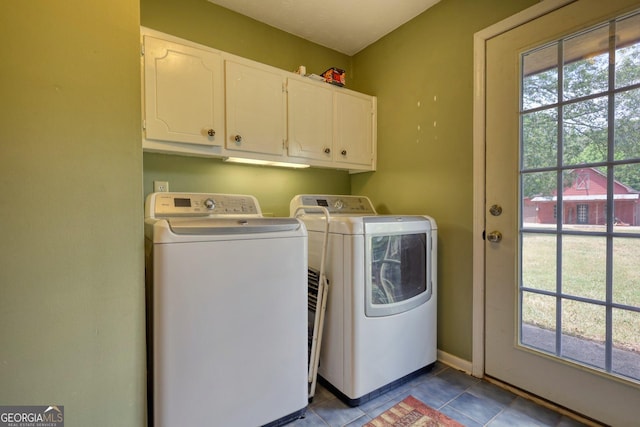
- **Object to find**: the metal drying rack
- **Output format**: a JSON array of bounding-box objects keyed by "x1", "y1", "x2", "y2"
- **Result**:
[{"x1": 294, "y1": 206, "x2": 330, "y2": 400}]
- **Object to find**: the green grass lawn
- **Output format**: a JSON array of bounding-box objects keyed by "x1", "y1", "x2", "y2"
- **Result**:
[{"x1": 521, "y1": 228, "x2": 640, "y2": 352}]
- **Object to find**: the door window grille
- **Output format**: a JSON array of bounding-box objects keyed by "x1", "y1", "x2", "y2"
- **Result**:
[{"x1": 519, "y1": 9, "x2": 640, "y2": 383}]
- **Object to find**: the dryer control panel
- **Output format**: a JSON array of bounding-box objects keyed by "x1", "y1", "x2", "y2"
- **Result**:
[
  {"x1": 291, "y1": 194, "x2": 376, "y2": 215},
  {"x1": 146, "y1": 192, "x2": 262, "y2": 218}
]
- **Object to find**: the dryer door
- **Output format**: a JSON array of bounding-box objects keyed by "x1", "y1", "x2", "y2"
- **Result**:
[{"x1": 363, "y1": 217, "x2": 433, "y2": 317}]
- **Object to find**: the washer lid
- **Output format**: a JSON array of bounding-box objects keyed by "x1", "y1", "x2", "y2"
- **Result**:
[{"x1": 167, "y1": 217, "x2": 302, "y2": 235}]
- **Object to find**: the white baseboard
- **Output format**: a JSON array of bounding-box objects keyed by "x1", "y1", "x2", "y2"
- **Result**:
[{"x1": 437, "y1": 349, "x2": 474, "y2": 376}]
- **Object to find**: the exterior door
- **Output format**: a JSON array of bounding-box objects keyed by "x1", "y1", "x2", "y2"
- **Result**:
[{"x1": 485, "y1": 1, "x2": 640, "y2": 425}]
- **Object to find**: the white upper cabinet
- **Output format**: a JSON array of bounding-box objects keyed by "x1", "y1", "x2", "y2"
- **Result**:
[
  {"x1": 142, "y1": 35, "x2": 224, "y2": 149},
  {"x1": 334, "y1": 91, "x2": 376, "y2": 168},
  {"x1": 287, "y1": 78, "x2": 334, "y2": 161},
  {"x1": 140, "y1": 29, "x2": 376, "y2": 171},
  {"x1": 287, "y1": 78, "x2": 377, "y2": 171},
  {"x1": 225, "y1": 60, "x2": 286, "y2": 157}
]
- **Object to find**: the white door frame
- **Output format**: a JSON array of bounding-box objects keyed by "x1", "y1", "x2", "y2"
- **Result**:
[{"x1": 471, "y1": 0, "x2": 577, "y2": 378}]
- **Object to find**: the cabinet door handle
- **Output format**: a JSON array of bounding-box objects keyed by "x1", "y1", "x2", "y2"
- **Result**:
[
  {"x1": 324, "y1": 147, "x2": 331, "y2": 154},
  {"x1": 341, "y1": 149, "x2": 347, "y2": 156},
  {"x1": 234, "y1": 135, "x2": 243, "y2": 144},
  {"x1": 207, "y1": 129, "x2": 216, "y2": 137}
]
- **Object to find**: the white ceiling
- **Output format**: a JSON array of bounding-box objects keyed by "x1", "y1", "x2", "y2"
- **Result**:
[{"x1": 207, "y1": 0, "x2": 441, "y2": 55}]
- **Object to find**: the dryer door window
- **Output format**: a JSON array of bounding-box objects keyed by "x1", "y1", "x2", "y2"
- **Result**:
[{"x1": 365, "y1": 230, "x2": 432, "y2": 317}]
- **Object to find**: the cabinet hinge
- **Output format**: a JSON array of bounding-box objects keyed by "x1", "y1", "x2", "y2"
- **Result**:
[
  {"x1": 141, "y1": 43, "x2": 145, "y2": 56},
  {"x1": 142, "y1": 119, "x2": 146, "y2": 131}
]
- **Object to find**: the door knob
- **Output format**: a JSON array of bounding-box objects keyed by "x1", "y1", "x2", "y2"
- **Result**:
[
  {"x1": 207, "y1": 129, "x2": 216, "y2": 137},
  {"x1": 234, "y1": 135, "x2": 243, "y2": 144},
  {"x1": 486, "y1": 231, "x2": 503, "y2": 243}
]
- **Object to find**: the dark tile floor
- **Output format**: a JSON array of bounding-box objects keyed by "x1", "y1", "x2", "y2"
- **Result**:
[{"x1": 288, "y1": 363, "x2": 594, "y2": 427}]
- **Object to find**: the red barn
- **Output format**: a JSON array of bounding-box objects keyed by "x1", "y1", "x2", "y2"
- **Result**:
[{"x1": 524, "y1": 168, "x2": 640, "y2": 226}]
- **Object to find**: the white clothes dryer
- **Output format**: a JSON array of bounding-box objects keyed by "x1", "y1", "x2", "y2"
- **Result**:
[
  {"x1": 291, "y1": 194, "x2": 437, "y2": 406},
  {"x1": 145, "y1": 192, "x2": 308, "y2": 427}
]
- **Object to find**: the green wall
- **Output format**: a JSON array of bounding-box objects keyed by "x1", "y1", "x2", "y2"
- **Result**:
[
  {"x1": 0, "y1": 1, "x2": 145, "y2": 426},
  {"x1": 141, "y1": 0, "x2": 355, "y2": 208},
  {"x1": 351, "y1": 0, "x2": 537, "y2": 360},
  {"x1": 143, "y1": 154, "x2": 350, "y2": 216}
]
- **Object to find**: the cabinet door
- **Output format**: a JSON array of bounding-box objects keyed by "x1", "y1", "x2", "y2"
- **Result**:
[
  {"x1": 143, "y1": 36, "x2": 223, "y2": 146},
  {"x1": 287, "y1": 78, "x2": 333, "y2": 161},
  {"x1": 225, "y1": 61, "x2": 286, "y2": 156},
  {"x1": 334, "y1": 91, "x2": 375, "y2": 167}
]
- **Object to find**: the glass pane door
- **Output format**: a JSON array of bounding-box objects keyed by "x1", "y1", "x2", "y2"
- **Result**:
[{"x1": 520, "y1": 10, "x2": 640, "y2": 383}]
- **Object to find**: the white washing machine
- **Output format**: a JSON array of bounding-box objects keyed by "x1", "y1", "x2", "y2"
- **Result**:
[
  {"x1": 291, "y1": 194, "x2": 437, "y2": 406},
  {"x1": 145, "y1": 192, "x2": 308, "y2": 427}
]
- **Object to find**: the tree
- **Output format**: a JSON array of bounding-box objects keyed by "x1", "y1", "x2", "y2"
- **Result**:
[{"x1": 521, "y1": 38, "x2": 640, "y2": 199}]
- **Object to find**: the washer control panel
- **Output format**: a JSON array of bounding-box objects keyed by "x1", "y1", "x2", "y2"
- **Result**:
[
  {"x1": 291, "y1": 194, "x2": 376, "y2": 215},
  {"x1": 147, "y1": 192, "x2": 261, "y2": 218}
]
